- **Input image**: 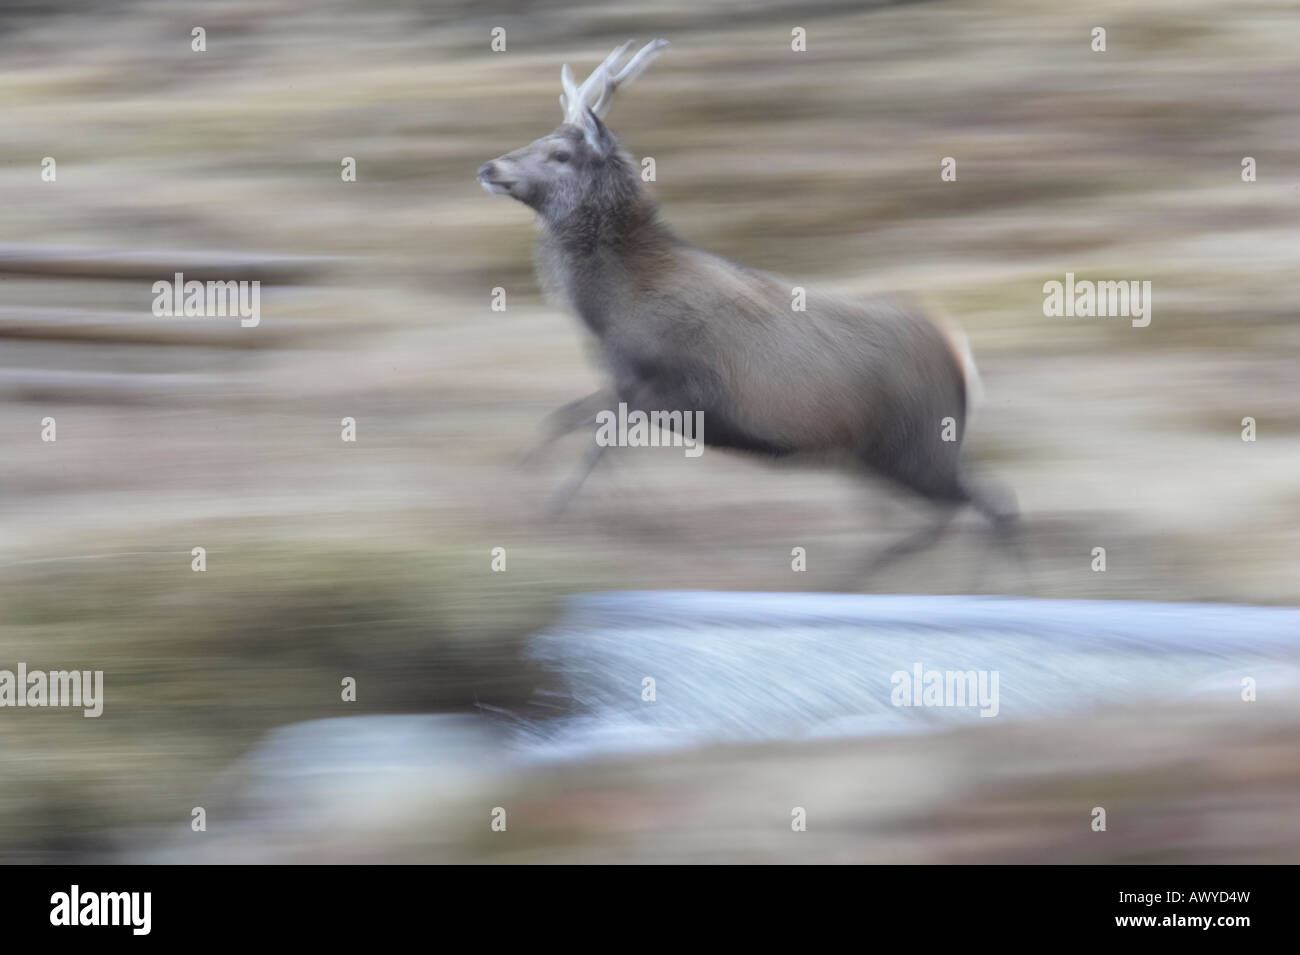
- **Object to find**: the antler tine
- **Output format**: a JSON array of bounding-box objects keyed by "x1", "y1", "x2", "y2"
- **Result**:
[
  {"x1": 594, "y1": 40, "x2": 637, "y2": 84},
  {"x1": 561, "y1": 39, "x2": 669, "y2": 124},
  {"x1": 590, "y1": 39, "x2": 669, "y2": 119},
  {"x1": 576, "y1": 41, "x2": 634, "y2": 117},
  {"x1": 611, "y1": 38, "x2": 669, "y2": 86},
  {"x1": 559, "y1": 62, "x2": 579, "y2": 116}
]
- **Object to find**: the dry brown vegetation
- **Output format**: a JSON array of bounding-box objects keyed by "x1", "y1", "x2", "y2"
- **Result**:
[{"x1": 1, "y1": 0, "x2": 1297, "y2": 862}]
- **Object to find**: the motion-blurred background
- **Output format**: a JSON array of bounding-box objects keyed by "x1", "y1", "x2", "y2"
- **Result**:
[{"x1": 2, "y1": 0, "x2": 1298, "y2": 862}]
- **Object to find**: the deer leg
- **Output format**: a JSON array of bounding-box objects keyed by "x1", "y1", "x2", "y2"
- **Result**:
[
  {"x1": 974, "y1": 511, "x2": 1033, "y2": 594},
  {"x1": 963, "y1": 476, "x2": 1034, "y2": 593},
  {"x1": 544, "y1": 382, "x2": 660, "y2": 515},
  {"x1": 853, "y1": 505, "x2": 960, "y2": 582},
  {"x1": 520, "y1": 389, "x2": 615, "y2": 466},
  {"x1": 547, "y1": 437, "x2": 608, "y2": 515}
]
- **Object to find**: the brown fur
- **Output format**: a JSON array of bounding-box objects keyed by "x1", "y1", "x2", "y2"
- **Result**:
[{"x1": 480, "y1": 105, "x2": 1015, "y2": 531}]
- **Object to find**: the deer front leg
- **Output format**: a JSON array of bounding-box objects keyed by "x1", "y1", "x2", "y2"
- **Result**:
[
  {"x1": 520, "y1": 389, "x2": 617, "y2": 466},
  {"x1": 544, "y1": 383, "x2": 648, "y2": 514},
  {"x1": 547, "y1": 437, "x2": 609, "y2": 515}
]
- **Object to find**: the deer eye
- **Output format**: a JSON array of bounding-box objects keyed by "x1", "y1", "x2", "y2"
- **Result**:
[{"x1": 550, "y1": 150, "x2": 571, "y2": 164}]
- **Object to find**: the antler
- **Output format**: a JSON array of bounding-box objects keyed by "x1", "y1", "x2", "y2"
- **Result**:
[{"x1": 560, "y1": 39, "x2": 669, "y2": 125}]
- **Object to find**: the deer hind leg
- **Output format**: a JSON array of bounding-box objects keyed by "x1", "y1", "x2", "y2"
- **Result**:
[
  {"x1": 853, "y1": 502, "x2": 962, "y2": 582},
  {"x1": 865, "y1": 458, "x2": 1030, "y2": 592},
  {"x1": 963, "y1": 476, "x2": 1033, "y2": 593},
  {"x1": 848, "y1": 441, "x2": 970, "y2": 583}
]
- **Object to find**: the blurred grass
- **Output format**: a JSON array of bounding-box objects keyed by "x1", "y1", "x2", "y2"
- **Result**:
[{"x1": 0, "y1": 535, "x2": 562, "y2": 860}]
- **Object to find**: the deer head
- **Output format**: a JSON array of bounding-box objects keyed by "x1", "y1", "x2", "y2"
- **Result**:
[{"x1": 477, "y1": 39, "x2": 668, "y2": 221}]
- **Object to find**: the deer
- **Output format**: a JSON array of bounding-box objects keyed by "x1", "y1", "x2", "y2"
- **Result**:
[{"x1": 477, "y1": 40, "x2": 1020, "y2": 573}]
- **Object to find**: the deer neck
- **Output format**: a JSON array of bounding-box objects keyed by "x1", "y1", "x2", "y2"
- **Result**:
[{"x1": 536, "y1": 193, "x2": 669, "y2": 335}]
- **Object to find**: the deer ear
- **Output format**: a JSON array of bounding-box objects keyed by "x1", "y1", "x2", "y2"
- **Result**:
[{"x1": 581, "y1": 107, "x2": 615, "y2": 157}]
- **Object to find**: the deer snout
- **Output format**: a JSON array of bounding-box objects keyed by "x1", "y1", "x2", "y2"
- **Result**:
[{"x1": 478, "y1": 160, "x2": 515, "y2": 196}]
